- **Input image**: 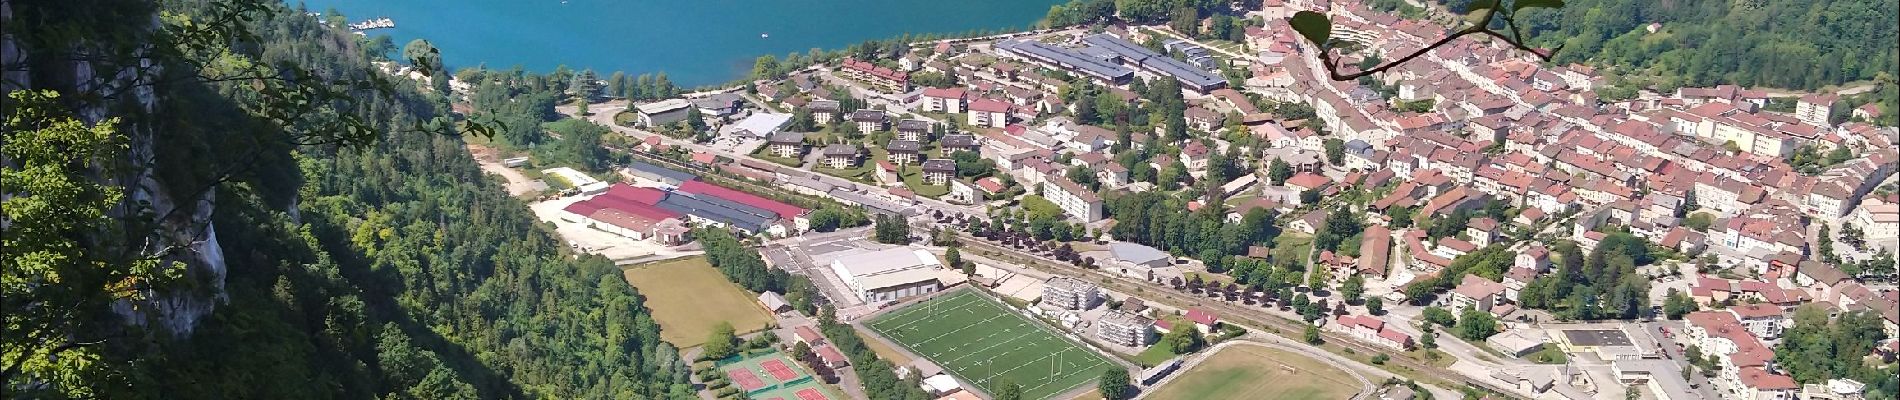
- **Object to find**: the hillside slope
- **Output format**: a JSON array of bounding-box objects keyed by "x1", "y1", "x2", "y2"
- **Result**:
[
  {"x1": 2, "y1": 1, "x2": 692, "y2": 398},
  {"x1": 1512, "y1": 0, "x2": 1898, "y2": 90}
]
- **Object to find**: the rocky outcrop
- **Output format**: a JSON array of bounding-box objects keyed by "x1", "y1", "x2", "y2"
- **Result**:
[{"x1": 3, "y1": 0, "x2": 228, "y2": 336}]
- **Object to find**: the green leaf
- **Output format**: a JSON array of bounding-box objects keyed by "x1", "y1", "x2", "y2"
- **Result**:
[
  {"x1": 1512, "y1": 0, "x2": 1564, "y2": 12},
  {"x1": 1289, "y1": 11, "x2": 1331, "y2": 49}
]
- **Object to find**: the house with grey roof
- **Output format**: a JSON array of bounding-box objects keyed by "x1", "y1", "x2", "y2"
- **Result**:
[
  {"x1": 886, "y1": 139, "x2": 923, "y2": 165},
  {"x1": 766, "y1": 131, "x2": 807, "y2": 159},
  {"x1": 920, "y1": 159, "x2": 957, "y2": 185}
]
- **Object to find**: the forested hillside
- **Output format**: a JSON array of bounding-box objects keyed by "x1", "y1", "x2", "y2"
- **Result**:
[
  {"x1": 4, "y1": 1, "x2": 690, "y2": 398},
  {"x1": 1507, "y1": 0, "x2": 1898, "y2": 90}
]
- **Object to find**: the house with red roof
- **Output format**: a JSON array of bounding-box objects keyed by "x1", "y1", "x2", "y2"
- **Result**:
[
  {"x1": 1450, "y1": 275, "x2": 1506, "y2": 314},
  {"x1": 840, "y1": 58, "x2": 909, "y2": 93},
  {"x1": 1329, "y1": 314, "x2": 1413, "y2": 350},
  {"x1": 1186, "y1": 308, "x2": 1221, "y2": 333},
  {"x1": 1285, "y1": 172, "x2": 1331, "y2": 192},
  {"x1": 813, "y1": 344, "x2": 850, "y2": 369},
  {"x1": 967, "y1": 99, "x2": 1012, "y2": 128},
  {"x1": 1683, "y1": 311, "x2": 1798, "y2": 399},
  {"x1": 922, "y1": 87, "x2": 968, "y2": 113}
]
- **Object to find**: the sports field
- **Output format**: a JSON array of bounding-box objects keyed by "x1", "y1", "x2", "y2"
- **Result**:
[
  {"x1": 866, "y1": 289, "x2": 1115, "y2": 400},
  {"x1": 1148, "y1": 343, "x2": 1359, "y2": 400},
  {"x1": 622, "y1": 257, "x2": 772, "y2": 347}
]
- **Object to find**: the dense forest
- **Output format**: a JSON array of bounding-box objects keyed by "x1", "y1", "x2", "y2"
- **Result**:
[
  {"x1": 4, "y1": 0, "x2": 691, "y2": 398},
  {"x1": 1497, "y1": 0, "x2": 1897, "y2": 91}
]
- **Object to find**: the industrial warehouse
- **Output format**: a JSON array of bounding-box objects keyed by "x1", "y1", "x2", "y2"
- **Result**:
[{"x1": 561, "y1": 177, "x2": 809, "y2": 241}]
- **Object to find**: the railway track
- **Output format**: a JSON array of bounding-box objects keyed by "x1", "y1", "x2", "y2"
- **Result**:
[{"x1": 954, "y1": 237, "x2": 1525, "y2": 398}]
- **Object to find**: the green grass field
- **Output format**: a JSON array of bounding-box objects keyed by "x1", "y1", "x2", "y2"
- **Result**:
[
  {"x1": 1149, "y1": 344, "x2": 1358, "y2": 400},
  {"x1": 622, "y1": 257, "x2": 773, "y2": 347},
  {"x1": 866, "y1": 290, "x2": 1114, "y2": 400}
]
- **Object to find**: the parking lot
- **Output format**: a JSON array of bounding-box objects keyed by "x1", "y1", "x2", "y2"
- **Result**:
[
  {"x1": 527, "y1": 195, "x2": 678, "y2": 261},
  {"x1": 762, "y1": 232, "x2": 903, "y2": 320},
  {"x1": 707, "y1": 133, "x2": 765, "y2": 155}
]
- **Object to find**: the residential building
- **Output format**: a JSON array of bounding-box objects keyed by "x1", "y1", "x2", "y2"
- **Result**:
[
  {"x1": 896, "y1": 119, "x2": 932, "y2": 142},
  {"x1": 1450, "y1": 275, "x2": 1506, "y2": 314},
  {"x1": 1096, "y1": 311, "x2": 1155, "y2": 347},
  {"x1": 1727, "y1": 304, "x2": 1786, "y2": 340},
  {"x1": 921, "y1": 159, "x2": 956, "y2": 185},
  {"x1": 822, "y1": 144, "x2": 860, "y2": 169},
  {"x1": 1042, "y1": 176, "x2": 1104, "y2": 221},
  {"x1": 886, "y1": 139, "x2": 922, "y2": 165},
  {"x1": 853, "y1": 109, "x2": 889, "y2": 132},
  {"x1": 840, "y1": 58, "x2": 910, "y2": 93},
  {"x1": 1331, "y1": 314, "x2": 1414, "y2": 350},
  {"x1": 766, "y1": 131, "x2": 806, "y2": 158},
  {"x1": 1684, "y1": 311, "x2": 1795, "y2": 399},
  {"x1": 1796, "y1": 93, "x2": 1837, "y2": 127},
  {"x1": 968, "y1": 99, "x2": 1012, "y2": 128},
  {"x1": 809, "y1": 100, "x2": 841, "y2": 124},
  {"x1": 939, "y1": 134, "x2": 979, "y2": 156},
  {"x1": 922, "y1": 87, "x2": 968, "y2": 113},
  {"x1": 1042, "y1": 277, "x2": 1102, "y2": 310}
]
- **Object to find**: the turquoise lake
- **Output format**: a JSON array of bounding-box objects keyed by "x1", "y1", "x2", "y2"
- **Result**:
[{"x1": 295, "y1": 0, "x2": 1063, "y2": 87}]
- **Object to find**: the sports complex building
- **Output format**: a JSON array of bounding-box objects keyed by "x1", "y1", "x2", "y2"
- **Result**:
[{"x1": 828, "y1": 248, "x2": 961, "y2": 304}]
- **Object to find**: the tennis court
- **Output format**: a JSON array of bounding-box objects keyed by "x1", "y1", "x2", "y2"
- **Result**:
[
  {"x1": 716, "y1": 350, "x2": 839, "y2": 400},
  {"x1": 763, "y1": 358, "x2": 802, "y2": 381},
  {"x1": 795, "y1": 388, "x2": 830, "y2": 400},
  {"x1": 727, "y1": 368, "x2": 767, "y2": 392},
  {"x1": 866, "y1": 289, "x2": 1116, "y2": 399}
]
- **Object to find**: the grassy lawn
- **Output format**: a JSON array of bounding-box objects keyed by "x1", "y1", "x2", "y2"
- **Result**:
[
  {"x1": 1527, "y1": 347, "x2": 1568, "y2": 364},
  {"x1": 854, "y1": 326, "x2": 913, "y2": 366},
  {"x1": 1134, "y1": 344, "x2": 1180, "y2": 367},
  {"x1": 748, "y1": 146, "x2": 806, "y2": 167},
  {"x1": 899, "y1": 167, "x2": 951, "y2": 198},
  {"x1": 621, "y1": 257, "x2": 773, "y2": 348},
  {"x1": 866, "y1": 289, "x2": 1113, "y2": 400},
  {"x1": 1149, "y1": 344, "x2": 1357, "y2": 400},
  {"x1": 1273, "y1": 233, "x2": 1314, "y2": 266},
  {"x1": 812, "y1": 146, "x2": 876, "y2": 184},
  {"x1": 1187, "y1": 271, "x2": 1236, "y2": 285},
  {"x1": 813, "y1": 164, "x2": 875, "y2": 184},
  {"x1": 1021, "y1": 195, "x2": 1064, "y2": 220},
  {"x1": 613, "y1": 110, "x2": 638, "y2": 127}
]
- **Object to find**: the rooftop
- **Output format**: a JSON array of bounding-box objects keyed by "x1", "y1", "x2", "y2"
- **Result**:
[
  {"x1": 832, "y1": 248, "x2": 942, "y2": 278},
  {"x1": 635, "y1": 98, "x2": 693, "y2": 114},
  {"x1": 1109, "y1": 241, "x2": 1168, "y2": 265}
]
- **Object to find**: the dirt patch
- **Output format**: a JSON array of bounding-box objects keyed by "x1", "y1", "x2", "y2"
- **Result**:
[{"x1": 465, "y1": 143, "x2": 545, "y2": 196}]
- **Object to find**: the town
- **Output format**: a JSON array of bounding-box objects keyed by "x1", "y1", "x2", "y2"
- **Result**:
[{"x1": 437, "y1": 1, "x2": 1900, "y2": 400}]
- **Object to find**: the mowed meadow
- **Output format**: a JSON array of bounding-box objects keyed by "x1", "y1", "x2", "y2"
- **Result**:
[{"x1": 622, "y1": 257, "x2": 774, "y2": 347}]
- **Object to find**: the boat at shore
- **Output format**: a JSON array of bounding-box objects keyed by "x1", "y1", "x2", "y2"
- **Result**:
[{"x1": 349, "y1": 17, "x2": 395, "y2": 31}]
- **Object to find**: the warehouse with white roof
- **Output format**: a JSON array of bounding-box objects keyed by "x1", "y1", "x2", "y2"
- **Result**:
[{"x1": 830, "y1": 248, "x2": 951, "y2": 303}]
